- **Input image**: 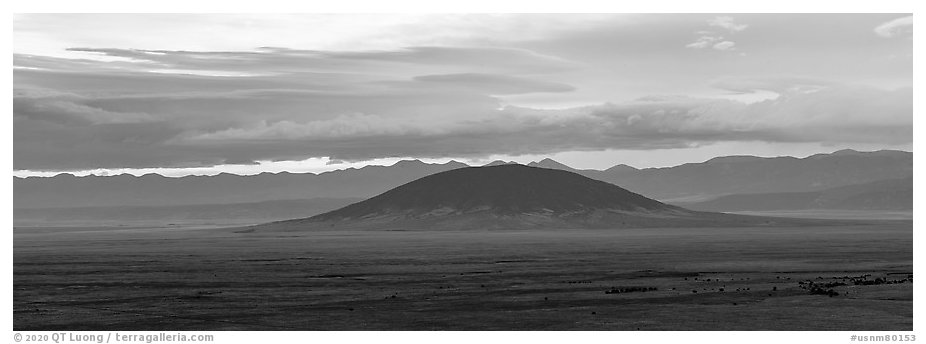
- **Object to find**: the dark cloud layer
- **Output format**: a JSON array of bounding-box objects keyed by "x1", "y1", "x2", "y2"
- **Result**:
[{"x1": 13, "y1": 22, "x2": 912, "y2": 171}]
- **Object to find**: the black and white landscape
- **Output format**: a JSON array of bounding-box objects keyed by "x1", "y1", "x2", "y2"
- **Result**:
[
  {"x1": 13, "y1": 13, "x2": 912, "y2": 331},
  {"x1": 14, "y1": 149, "x2": 912, "y2": 226}
]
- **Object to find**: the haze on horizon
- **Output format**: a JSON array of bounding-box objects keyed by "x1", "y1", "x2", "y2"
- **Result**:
[{"x1": 13, "y1": 14, "x2": 913, "y2": 177}]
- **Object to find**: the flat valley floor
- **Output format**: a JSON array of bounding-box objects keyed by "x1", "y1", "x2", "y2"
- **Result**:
[{"x1": 14, "y1": 220, "x2": 912, "y2": 330}]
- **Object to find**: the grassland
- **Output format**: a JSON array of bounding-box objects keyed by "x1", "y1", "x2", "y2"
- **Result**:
[{"x1": 14, "y1": 221, "x2": 912, "y2": 330}]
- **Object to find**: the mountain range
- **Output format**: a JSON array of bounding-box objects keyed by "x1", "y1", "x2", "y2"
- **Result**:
[
  {"x1": 678, "y1": 177, "x2": 912, "y2": 212},
  {"x1": 14, "y1": 149, "x2": 912, "y2": 219},
  {"x1": 15, "y1": 160, "x2": 467, "y2": 209},
  {"x1": 524, "y1": 149, "x2": 912, "y2": 203}
]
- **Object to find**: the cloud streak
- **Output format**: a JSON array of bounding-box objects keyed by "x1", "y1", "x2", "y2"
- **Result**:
[
  {"x1": 686, "y1": 16, "x2": 747, "y2": 52},
  {"x1": 708, "y1": 16, "x2": 749, "y2": 32},
  {"x1": 874, "y1": 15, "x2": 913, "y2": 38},
  {"x1": 63, "y1": 46, "x2": 577, "y2": 75},
  {"x1": 412, "y1": 73, "x2": 576, "y2": 94}
]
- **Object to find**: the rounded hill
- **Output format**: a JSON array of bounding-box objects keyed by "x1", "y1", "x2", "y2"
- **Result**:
[
  {"x1": 247, "y1": 164, "x2": 827, "y2": 231},
  {"x1": 314, "y1": 164, "x2": 674, "y2": 220}
]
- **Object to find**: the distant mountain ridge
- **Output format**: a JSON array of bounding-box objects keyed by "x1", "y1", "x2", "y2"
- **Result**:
[
  {"x1": 568, "y1": 149, "x2": 912, "y2": 202},
  {"x1": 677, "y1": 177, "x2": 912, "y2": 212},
  {"x1": 15, "y1": 160, "x2": 467, "y2": 208},
  {"x1": 15, "y1": 149, "x2": 912, "y2": 209},
  {"x1": 526, "y1": 158, "x2": 577, "y2": 171}
]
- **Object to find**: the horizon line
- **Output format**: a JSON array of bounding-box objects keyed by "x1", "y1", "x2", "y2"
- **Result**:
[{"x1": 12, "y1": 148, "x2": 912, "y2": 179}]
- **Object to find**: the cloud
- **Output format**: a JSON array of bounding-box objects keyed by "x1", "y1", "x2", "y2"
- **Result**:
[
  {"x1": 685, "y1": 36, "x2": 722, "y2": 49},
  {"x1": 874, "y1": 15, "x2": 913, "y2": 38},
  {"x1": 12, "y1": 35, "x2": 911, "y2": 171},
  {"x1": 708, "y1": 16, "x2": 749, "y2": 32},
  {"x1": 15, "y1": 75, "x2": 911, "y2": 171},
  {"x1": 687, "y1": 16, "x2": 747, "y2": 52},
  {"x1": 63, "y1": 46, "x2": 576, "y2": 75},
  {"x1": 686, "y1": 36, "x2": 736, "y2": 51},
  {"x1": 13, "y1": 45, "x2": 576, "y2": 170},
  {"x1": 14, "y1": 89, "x2": 157, "y2": 125},
  {"x1": 712, "y1": 41, "x2": 736, "y2": 51},
  {"x1": 710, "y1": 76, "x2": 832, "y2": 93},
  {"x1": 412, "y1": 73, "x2": 575, "y2": 94},
  {"x1": 187, "y1": 114, "x2": 431, "y2": 141}
]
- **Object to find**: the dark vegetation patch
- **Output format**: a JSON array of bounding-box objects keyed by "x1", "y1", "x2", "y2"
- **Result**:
[
  {"x1": 798, "y1": 273, "x2": 912, "y2": 297},
  {"x1": 605, "y1": 286, "x2": 658, "y2": 294}
]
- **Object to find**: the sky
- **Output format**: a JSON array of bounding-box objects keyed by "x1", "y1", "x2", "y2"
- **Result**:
[{"x1": 12, "y1": 13, "x2": 913, "y2": 177}]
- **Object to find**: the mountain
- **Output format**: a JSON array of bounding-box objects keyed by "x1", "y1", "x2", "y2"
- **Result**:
[
  {"x1": 586, "y1": 149, "x2": 912, "y2": 202},
  {"x1": 14, "y1": 149, "x2": 912, "y2": 209},
  {"x1": 677, "y1": 177, "x2": 912, "y2": 212},
  {"x1": 605, "y1": 164, "x2": 638, "y2": 173},
  {"x1": 248, "y1": 165, "x2": 814, "y2": 231},
  {"x1": 14, "y1": 160, "x2": 467, "y2": 208},
  {"x1": 527, "y1": 158, "x2": 577, "y2": 171}
]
